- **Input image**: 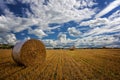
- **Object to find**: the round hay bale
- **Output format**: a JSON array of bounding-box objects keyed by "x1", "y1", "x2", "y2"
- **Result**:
[
  {"x1": 12, "y1": 39, "x2": 46, "y2": 66},
  {"x1": 69, "y1": 45, "x2": 75, "y2": 51}
]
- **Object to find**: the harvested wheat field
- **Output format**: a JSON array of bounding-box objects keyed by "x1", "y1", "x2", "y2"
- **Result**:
[{"x1": 0, "y1": 49, "x2": 120, "y2": 80}]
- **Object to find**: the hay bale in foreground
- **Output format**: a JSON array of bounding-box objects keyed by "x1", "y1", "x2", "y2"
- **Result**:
[{"x1": 12, "y1": 39, "x2": 46, "y2": 66}]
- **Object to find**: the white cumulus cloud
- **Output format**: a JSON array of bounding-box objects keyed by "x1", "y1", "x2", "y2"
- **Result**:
[
  {"x1": 0, "y1": 33, "x2": 17, "y2": 45},
  {"x1": 28, "y1": 28, "x2": 47, "y2": 38},
  {"x1": 80, "y1": 18, "x2": 109, "y2": 28},
  {"x1": 68, "y1": 27, "x2": 81, "y2": 37}
]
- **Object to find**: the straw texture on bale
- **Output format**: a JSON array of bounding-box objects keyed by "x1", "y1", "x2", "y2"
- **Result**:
[{"x1": 12, "y1": 39, "x2": 46, "y2": 66}]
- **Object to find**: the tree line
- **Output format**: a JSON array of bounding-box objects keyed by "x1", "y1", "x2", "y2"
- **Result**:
[{"x1": 0, "y1": 44, "x2": 14, "y2": 49}]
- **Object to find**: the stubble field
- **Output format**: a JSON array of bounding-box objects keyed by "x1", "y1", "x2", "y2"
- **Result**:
[{"x1": 0, "y1": 49, "x2": 120, "y2": 80}]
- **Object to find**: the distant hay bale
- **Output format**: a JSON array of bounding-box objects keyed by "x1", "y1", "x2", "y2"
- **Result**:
[
  {"x1": 69, "y1": 46, "x2": 75, "y2": 51},
  {"x1": 12, "y1": 39, "x2": 46, "y2": 66}
]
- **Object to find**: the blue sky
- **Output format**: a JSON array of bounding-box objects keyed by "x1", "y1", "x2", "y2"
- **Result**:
[{"x1": 0, "y1": 0, "x2": 120, "y2": 48}]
